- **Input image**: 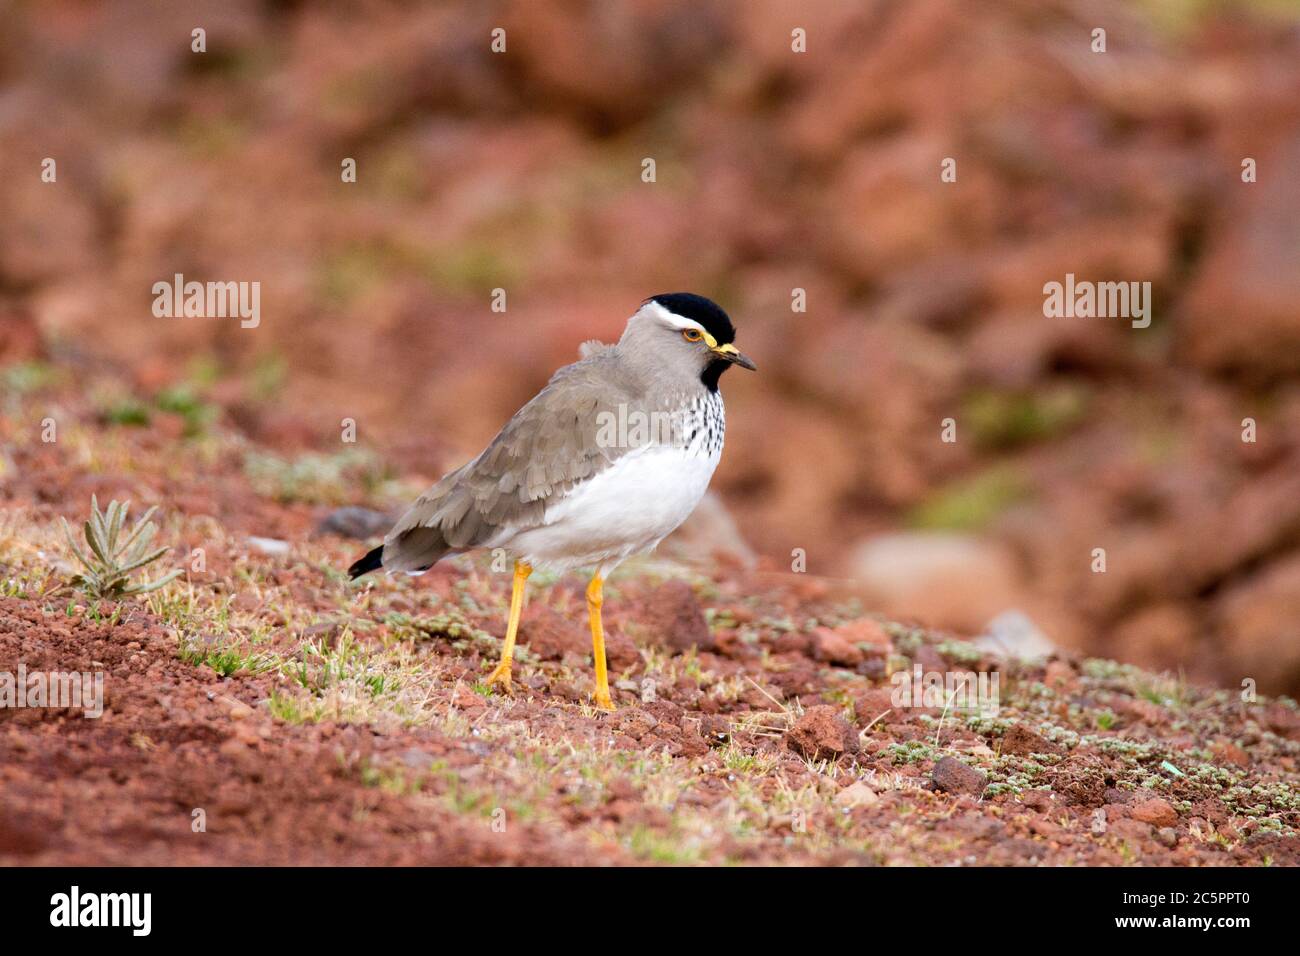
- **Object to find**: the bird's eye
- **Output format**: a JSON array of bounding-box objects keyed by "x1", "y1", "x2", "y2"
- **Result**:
[{"x1": 682, "y1": 328, "x2": 703, "y2": 342}]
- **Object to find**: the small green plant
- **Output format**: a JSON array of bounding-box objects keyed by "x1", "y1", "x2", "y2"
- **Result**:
[
  {"x1": 101, "y1": 397, "x2": 151, "y2": 427},
  {"x1": 155, "y1": 385, "x2": 218, "y2": 437},
  {"x1": 60, "y1": 496, "x2": 182, "y2": 598},
  {"x1": 178, "y1": 638, "x2": 277, "y2": 677}
]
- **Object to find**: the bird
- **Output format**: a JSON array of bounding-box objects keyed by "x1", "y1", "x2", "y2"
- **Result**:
[{"x1": 348, "y1": 293, "x2": 755, "y2": 711}]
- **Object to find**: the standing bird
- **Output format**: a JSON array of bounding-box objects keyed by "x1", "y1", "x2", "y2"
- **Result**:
[{"x1": 348, "y1": 293, "x2": 755, "y2": 710}]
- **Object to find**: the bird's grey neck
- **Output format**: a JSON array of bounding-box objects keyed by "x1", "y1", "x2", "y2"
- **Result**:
[{"x1": 612, "y1": 341, "x2": 712, "y2": 396}]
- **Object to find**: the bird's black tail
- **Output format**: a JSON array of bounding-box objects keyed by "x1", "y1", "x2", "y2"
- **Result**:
[{"x1": 348, "y1": 545, "x2": 384, "y2": 580}]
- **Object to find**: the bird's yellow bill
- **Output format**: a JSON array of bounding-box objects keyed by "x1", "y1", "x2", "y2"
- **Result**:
[{"x1": 710, "y1": 341, "x2": 757, "y2": 370}]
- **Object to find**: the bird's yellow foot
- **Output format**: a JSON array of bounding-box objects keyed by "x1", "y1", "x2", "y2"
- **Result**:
[
  {"x1": 586, "y1": 572, "x2": 614, "y2": 712},
  {"x1": 484, "y1": 560, "x2": 531, "y2": 695},
  {"x1": 484, "y1": 660, "x2": 513, "y2": 692}
]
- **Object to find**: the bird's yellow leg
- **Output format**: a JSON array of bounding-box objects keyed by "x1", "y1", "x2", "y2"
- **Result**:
[
  {"x1": 587, "y1": 573, "x2": 614, "y2": 711},
  {"x1": 485, "y1": 561, "x2": 531, "y2": 691}
]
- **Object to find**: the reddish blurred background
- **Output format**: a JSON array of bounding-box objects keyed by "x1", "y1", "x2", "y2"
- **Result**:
[{"x1": 2, "y1": 0, "x2": 1299, "y2": 689}]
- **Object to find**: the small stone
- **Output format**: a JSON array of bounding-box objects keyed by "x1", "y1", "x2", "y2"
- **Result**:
[
  {"x1": 786, "y1": 705, "x2": 860, "y2": 760},
  {"x1": 853, "y1": 688, "x2": 895, "y2": 727},
  {"x1": 613, "y1": 709, "x2": 658, "y2": 741},
  {"x1": 834, "y1": 781, "x2": 879, "y2": 809},
  {"x1": 773, "y1": 632, "x2": 811, "y2": 655},
  {"x1": 811, "y1": 627, "x2": 865, "y2": 666},
  {"x1": 228, "y1": 702, "x2": 253, "y2": 721},
  {"x1": 1020, "y1": 790, "x2": 1054, "y2": 811},
  {"x1": 247, "y1": 536, "x2": 289, "y2": 556},
  {"x1": 233, "y1": 723, "x2": 261, "y2": 745},
  {"x1": 643, "y1": 700, "x2": 684, "y2": 725},
  {"x1": 932, "y1": 756, "x2": 987, "y2": 796},
  {"x1": 1130, "y1": 797, "x2": 1179, "y2": 828},
  {"x1": 1000, "y1": 723, "x2": 1063, "y2": 757},
  {"x1": 1110, "y1": 818, "x2": 1153, "y2": 842},
  {"x1": 1211, "y1": 741, "x2": 1249, "y2": 768},
  {"x1": 675, "y1": 730, "x2": 710, "y2": 759},
  {"x1": 832, "y1": 618, "x2": 892, "y2": 648},
  {"x1": 1155, "y1": 827, "x2": 1179, "y2": 848},
  {"x1": 975, "y1": 609, "x2": 1056, "y2": 661}
]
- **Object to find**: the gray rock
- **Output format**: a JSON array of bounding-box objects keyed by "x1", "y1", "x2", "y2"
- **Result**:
[{"x1": 316, "y1": 506, "x2": 394, "y2": 539}]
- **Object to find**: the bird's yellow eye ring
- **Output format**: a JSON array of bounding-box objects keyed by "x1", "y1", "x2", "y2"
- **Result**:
[{"x1": 682, "y1": 328, "x2": 703, "y2": 342}]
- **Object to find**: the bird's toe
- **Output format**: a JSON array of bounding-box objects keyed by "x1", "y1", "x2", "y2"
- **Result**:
[{"x1": 484, "y1": 661, "x2": 513, "y2": 692}]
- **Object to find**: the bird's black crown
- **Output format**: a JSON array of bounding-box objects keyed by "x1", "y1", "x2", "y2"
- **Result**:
[{"x1": 649, "y1": 292, "x2": 735, "y2": 345}]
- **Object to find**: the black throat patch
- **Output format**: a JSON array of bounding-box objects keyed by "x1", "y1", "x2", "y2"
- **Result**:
[{"x1": 700, "y1": 359, "x2": 730, "y2": 392}]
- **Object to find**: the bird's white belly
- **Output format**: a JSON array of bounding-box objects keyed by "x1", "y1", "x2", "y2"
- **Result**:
[{"x1": 500, "y1": 444, "x2": 721, "y2": 572}]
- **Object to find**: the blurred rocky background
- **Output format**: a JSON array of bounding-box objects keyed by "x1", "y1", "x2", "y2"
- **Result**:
[{"x1": 2, "y1": 0, "x2": 1299, "y2": 691}]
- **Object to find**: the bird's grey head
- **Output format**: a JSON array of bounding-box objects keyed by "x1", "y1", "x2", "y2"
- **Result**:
[{"x1": 617, "y1": 293, "x2": 757, "y2": 392}]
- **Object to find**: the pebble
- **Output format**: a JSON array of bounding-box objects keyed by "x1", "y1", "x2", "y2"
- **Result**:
[
  {"x1": 1129, "y1": 797, "x2": 1179, "y2": 828},
  {"x1": 834, "y1": 781, "x2": 880, "y2": 808},
  {"x1": 932, "y1": 756, "x2": 988, "y2": 796},
  {"x1": 786, "y1": 705, "x2": 860, "y2": 760},
  {"x1": 248, "y1": 536, "x2": 290, "y2": 556}
]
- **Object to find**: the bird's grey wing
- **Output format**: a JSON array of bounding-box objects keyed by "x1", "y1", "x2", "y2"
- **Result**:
[{"x1": 381, "y1": 357, "x2": 641, "y2": 571}]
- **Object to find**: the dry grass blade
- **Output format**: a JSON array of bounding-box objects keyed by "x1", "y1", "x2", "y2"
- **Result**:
[{"x1": 730, "y1": 676, "x2": 804, "y2": 738}]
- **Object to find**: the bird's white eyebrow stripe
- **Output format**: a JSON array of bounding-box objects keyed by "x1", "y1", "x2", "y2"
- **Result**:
[{"x1": 641, "y1": 299, "x2": 707, "y2": 334}]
